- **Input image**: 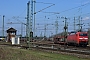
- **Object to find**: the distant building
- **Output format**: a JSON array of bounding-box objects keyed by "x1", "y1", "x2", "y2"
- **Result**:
[{"x1": 6, "y1": 27, "x2": 17, "y2": 42}]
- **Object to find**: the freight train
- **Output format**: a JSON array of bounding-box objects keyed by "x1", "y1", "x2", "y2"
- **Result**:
[{"x1": 54, "y1": 31, "x2": 88, "y2": 47}]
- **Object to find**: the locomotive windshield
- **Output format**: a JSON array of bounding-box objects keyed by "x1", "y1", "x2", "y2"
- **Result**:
[{"x1": 79, "y1": 33, "x2": 87, "y2": 36}]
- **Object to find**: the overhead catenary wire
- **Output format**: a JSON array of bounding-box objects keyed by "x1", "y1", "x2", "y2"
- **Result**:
[
  {"x1": 18, "y1": 8, "x2": 26, "y2": 17},
  {"x1": 60, "y1": 1, "x2": 90, "y2": 14},
  {"x1": 36, "y1": 1, "x2": 90, "y2": 20},
  {"x1": 36, "y1": 2, "x2": 54, "y2": 4},
  {"x1": 35, "y1": 4, "x2": 55, "y2": 14}
]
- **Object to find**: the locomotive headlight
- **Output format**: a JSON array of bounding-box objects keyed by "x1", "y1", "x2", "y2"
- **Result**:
[
  {"x1": 79, "y1": 38, "x2": 83, "y2": 39},
  {"x1": 79, "y1": 38, "x2": 88, "y2": 39},
  {"x1": 84, "y1": 38, "x2": 88, "y2": 39}
]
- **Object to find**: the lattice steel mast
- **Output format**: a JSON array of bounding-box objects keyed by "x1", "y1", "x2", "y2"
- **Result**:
[{"x1": 26, "y1": 1, "x2": 30, "y2": 45}]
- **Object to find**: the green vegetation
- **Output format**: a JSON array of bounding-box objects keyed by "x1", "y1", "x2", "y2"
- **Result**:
[{"x1": 0, "y1": 46, "x2": 89, "y2": 60}]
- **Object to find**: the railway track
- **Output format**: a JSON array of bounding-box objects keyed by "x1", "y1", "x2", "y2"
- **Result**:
[
  {"x1": 0, "y1": 41, "x2": 90, "y2": 56},
  {"x1": 31, "y1": 45, "x2": 90, "y2": 55}
]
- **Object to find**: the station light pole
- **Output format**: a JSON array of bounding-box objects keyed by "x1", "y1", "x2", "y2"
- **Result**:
[
  {"x1": 0, "y1": 15, "x2": 5, "y2": 40},
  {"x1": 2, "y1": 15, "x2": 5, "y2": 37}
]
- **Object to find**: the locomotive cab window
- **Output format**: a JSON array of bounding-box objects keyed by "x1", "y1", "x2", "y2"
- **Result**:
[{"x1": 79, "y1": 34, "x2": 87, "y2": 36}]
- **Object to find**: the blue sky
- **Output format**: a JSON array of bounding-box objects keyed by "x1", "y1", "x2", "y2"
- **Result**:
[{"x1": 0, "y1": 0, "x2": 90, "y2": 37}]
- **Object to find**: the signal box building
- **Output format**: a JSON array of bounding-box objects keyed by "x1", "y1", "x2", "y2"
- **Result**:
[{"x1": 6, "y1": 27, "x2": 17, "y2": 42}]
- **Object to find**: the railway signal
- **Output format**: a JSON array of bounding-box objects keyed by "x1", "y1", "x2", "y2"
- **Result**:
[{"x1": 61, "y1": 17, "x2": 68, "y2": 49}]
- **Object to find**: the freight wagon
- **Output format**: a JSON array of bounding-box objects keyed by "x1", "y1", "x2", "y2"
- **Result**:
[{"x1": 53, "y1": 36, "x2": 65, "y2": 44}]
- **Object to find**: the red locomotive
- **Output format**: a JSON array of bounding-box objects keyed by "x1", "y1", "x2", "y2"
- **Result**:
[
  {"x1": 66, "y1": 32, "x2": 88, "y2": 47},
  {"x1": 54, "y1": 31, "x2": 88, "y2": 47}
]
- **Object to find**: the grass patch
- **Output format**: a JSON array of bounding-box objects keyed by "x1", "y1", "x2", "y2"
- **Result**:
[{"x1": 0, "y1": 46, "x2": 89, "y2": 60}]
